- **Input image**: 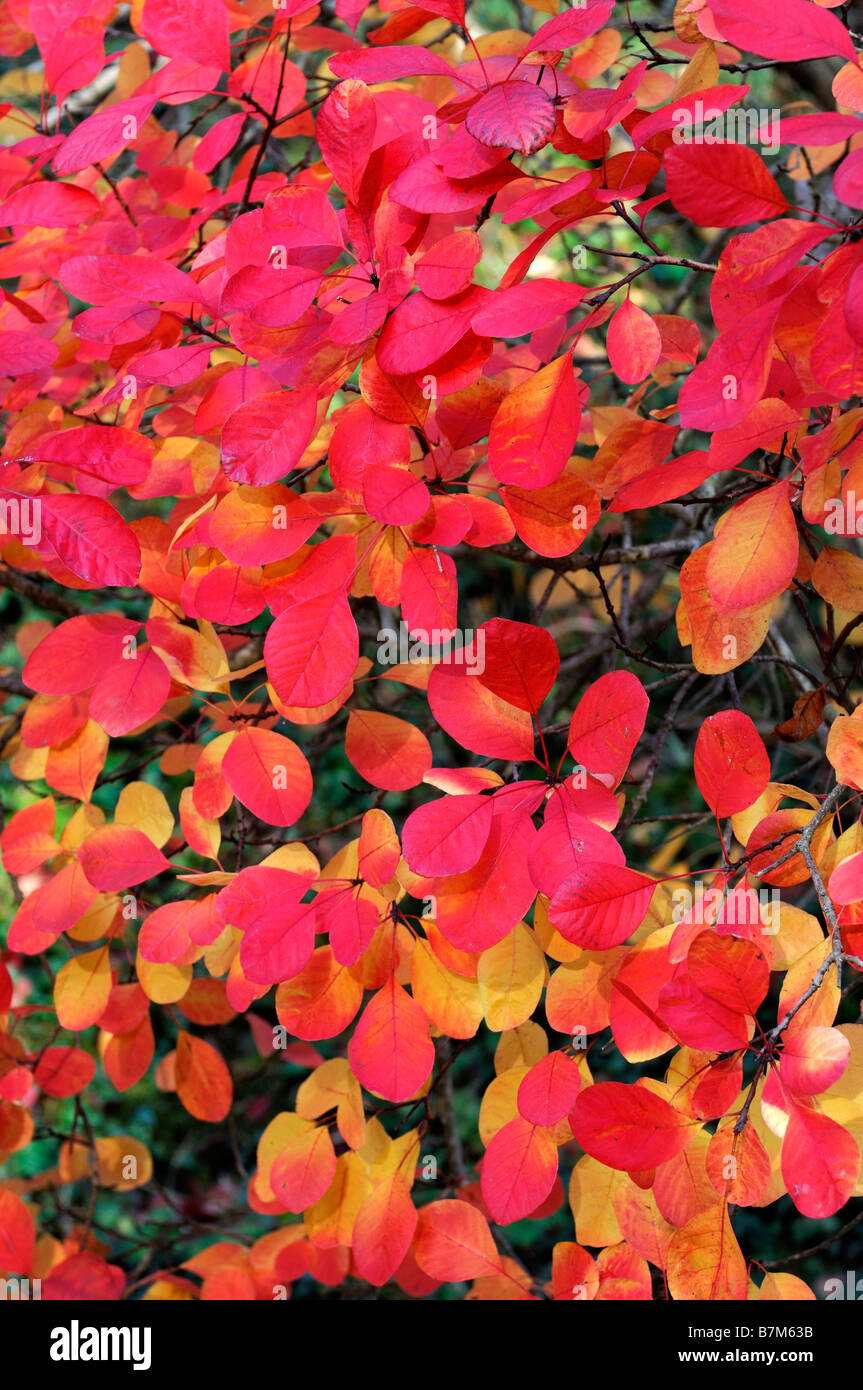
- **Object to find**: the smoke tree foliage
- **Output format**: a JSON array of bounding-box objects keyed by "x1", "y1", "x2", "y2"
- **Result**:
[{"x1": 3, "y1": 0, "x2": 863, "y2": 1303}]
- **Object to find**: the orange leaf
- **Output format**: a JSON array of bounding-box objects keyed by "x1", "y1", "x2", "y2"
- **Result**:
[
  {"x1": 352, "y1": 1174, "x2": 418, "y2": 1285},
  {"x1": 348, "y1": 975, "x2": 435, "y2": 1102},
  {"x1": 175, "y1": 1030, "x2": 233, "y2": 1122},
  {"x1": 413, "y1": 1199, "x2": 503, "y2": 1281},
  {"x1": 345, "y1": 710, "x2": 433, "y2": 791},
  {"x1": 706, "y1": 482, "x2": 799, "y2": 612},
  {"x1": 666, "y1": 1203, "x2": 747, "y2": 1300},
  {"x1": 488, "y1": 354, "x2": 582, "y2": 490}
]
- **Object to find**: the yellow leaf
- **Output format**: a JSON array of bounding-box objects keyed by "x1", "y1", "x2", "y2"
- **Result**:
[
  {"x1": 304, "y1": 1151, "x2": 370, "y2": 1246},
  {"x1": 257, "y1": 1113, "x2": 311, "y2": 1198},
  {"x1": 296, "y1": 1059, "x2": 366, "y2": 1152},
  {"x1": 116, "y1": 781, "x2": 173, "y2": 848},
  {"x1": 765, "y1": 903, "x2": 823, "y2": 971},
  {"x1": 494, "y1": 1022, "x2": 548, "y2": 1074},
  {"x1": 533, "y1": 894, "x2": 581, "y2": 963},
  {"x1": 411, "y1": 939, "x2": 483, "y2": 1038},
  {"x1": 778, "y1": 939, "x2": 840, "y2": 1034},
  {"x1": 478, "y1": 924, "x2": 546, "y2": 1031},
  {"x1": 54, "y1": 947, "x2": 111, "y2": 1029},
  {"x1": 66, "y1": 893, "x2": 119, "y2": 944},
  {"x1": 262, "y1": 842, "x2": 321, "y2": 877},
  {"x1": 362, "y1": 1125, "x2": 421, "y2": 1190},
  {"x1": 758, "y1": 1272, "x2": 815, "y2": 1301},
  {"x1": 96, "y1": 1136, "x2": 152, "y2": 1189},
  {"x1": 136, "y1": 953, "x2": 193, "y2": 1005},
  {"x1": 479, "y1": 1066, "x2": 530, "y2": 1145},
  {"x1": 673, "y1": 43, "x2": 719, "y2": 100},
  {"x1": 569, "y1": 1155, "x2": 626, "y2": 1247},
  {"x1": 203, "y1": 925, "x2": 239, "y2": 978},
  {"x1": 148, "y1": 616, "x2": 230, "y2": 691},
  {"x1": 59, "y1": 803, "x2": 105, "y2": 852},
  {"x1": 179, "y1": 786, "x2": 221, "y2": 861}
]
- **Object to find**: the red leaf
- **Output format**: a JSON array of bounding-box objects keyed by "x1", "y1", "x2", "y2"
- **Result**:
[
  {"x1": 89, "y1": 647, "x2": 171, "y2": 737},
  {"x1": 678, "y1": 296, "x2": 785, "y2": 432},
  {"x1": 629, "y1": 85, "x2": 751, "y2": 150},
  {"x1": 415, "y1": 231, "x2": 482, "y2": 300},
  {"x1": 400, "y1": 547, "x2": 457, "y2": 634},
  {"x1": 376, "y1": 287, "x2": 487, "y2": 375},
  {"x1": 39, "y1": 494, "x2": 142, "y2": 587},
  {"x1": 0, "y1": 182, "x2": 99, "y2": 226},
  {"x1": 780, "y1": 1028, "x2": 851, "y2": 1096},
  {"x1": 31, "y1": 424, "x2": 153, "y2": 488},
  {"x1": 78, "y1": 826, "x2": 170, "y2": 891},
  {"x1": 175, "y1": 1031, "x2": 233, "y2": 1123},
  {"x1": 317, "y1": 888, "x2": 380, "y2": 966},
  {"x1": 665, "y1": 142, "x2": 788, "y2": 227},
  {"x1": 465, "y1": 81, "x2": 556, "y2": 155},
  {"x1": 694, "y1": 709, "x2": 770, "y2": 816},
  {"x1": 329, "y1": 46, "x2": 456, "y2": 83},
  {"x1": 352, "y1": 1175, "x2": 418, "y2": 1286},
  {"x1": 269, "y1": 1122, "x2": 337, "y2": 1212},
  {"x1": 607, "y1": 298, "x2": 662, "y2": 384},
  {"x1": 192, "y1": 112, "x2": 246, "y2": 172},
  {"x1": 42, "y1": 1251, "x2": 124, "y2": 1301},
  {"x1": 23, "y1": 614, "x2": 139, "y2": 695},
  {"x1": 781, "y1": 1105, "x2": 860, "y2": 1218},
  {"x1": 570, "y1": 1082, "x2": 697, "y2": 1170},
  {"x1": 413, "y1": 1199, "x2": 502, "y2": 1281},
  {"x1": 222, "y1": 727, "x2": 313, "y2": 827},
  {"x1": 524, "y1": 1, "x2": 614, "y2": 54},
  {"x1": 427, "y1": 661, "x2": 536, "y2": 761},
  {"x1": 0, "y1": 333, "x2": 57, "y2": 375},
  {"x1": 57, "y1": 252, "x2": 202, "y2": 307},
  {"x1": 687, "y1": 932, "x2": 770, "y2": 1015},
  {"x1": 608, "y1": 451, "x2": 716, "y2": 512},
  {"x1": 517, "y1": 1051, "x2": 582, "y2": 1125},
  {"x1": 221, "y1": 390, "x2": 318, "y2": 486},
  {"x1": 567, "y1": 670, "x2": 649, "y2": 788},
  {"x1": 778, "y1": 113, "x2": 863, "y2": 147},
  {"x1": 835, "y1": 149, "x2": 863, "y2": 212},
  {"x1": 34, "y1": 1046, "x2": 96, "y2": 1098},
  {"x1": 708, "y1": 0, "x2": 856, "y2": 61},
  {"x1": 481, "y1": 1116, "x2": 559, "y2": 1223},
  {"x1": 705, "y1": 482, "x2": 799, "y2": 612},
  {"x1": 316, "y1": 79, "x2": 376, "y2": 203},
  {"x1": 475, "y1": 617, "x2": 559, "y2": 714},
  {"x1": 345, "y1": 710, "x2": 433, "y2": 791},
  {"x1": 140, "y1": 0, "x2": 231, "y2": 69},
  {"x1": 657, "y1": 973, "x2": 750, "y2": 1052},
  {"x1": 549, "y1": 862, "x2": 655, "y2": 948},
  {"x1": 42, "y1": 1252, "x2": 124, "y2": 1301},
  {"x1": 362, "y1": 463, "x2": 430, "y2": 526},
  {"x1": 471, "y1": 279, "x2": 585, "y2": 338},
  {"x1": 264, "y1": 591, "x2": 358, "y2": 708},
  {"x1": 51, "y1": 94, "x2": 158, "y2": 175},
  {"x1": 829, "y1": 850, "x2": 863, "y2": 905},
  {"x1": 0, "y1": 1190, "x2": 35, "y2": 1274},
  {"x1": 402, "y1": 793, "x2": 494, "y2": 877}
]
